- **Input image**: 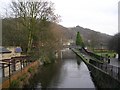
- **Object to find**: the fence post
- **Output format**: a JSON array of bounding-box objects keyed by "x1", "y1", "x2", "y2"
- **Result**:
[
  {"x1": 101, "y1": 63, "x2": 102, "y2": 69},
  {"x1": 20, "y1": 60, "x2": 22, "y2": 71},
  {"x1": 118, "y1": 67, "x2": 120, "y2": 81},
  {"x1": 105, "y1": 64, "x2": 107, "y2": 72},
  {"x1": 111, "y1": 66, "x2": 113, "y2": 76},
  {"x1": 2, "y1": 63, "x2": 5, "y2": 77}
]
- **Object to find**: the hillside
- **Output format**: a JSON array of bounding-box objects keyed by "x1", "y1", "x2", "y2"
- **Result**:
[
  {"x1": 2, "y1": 18, "x2": 112, "y2": 49},
  {"x1": 54, "y1": 24, "x2": 112, "y2": 49}
]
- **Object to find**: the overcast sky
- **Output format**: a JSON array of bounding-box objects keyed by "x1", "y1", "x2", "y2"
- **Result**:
[
  {"x1": 0, "y1": 0, "x2": 119, "y2": 35},
  {"x1": 50, "y1": 0, "x2": 119, "y2": 35}
]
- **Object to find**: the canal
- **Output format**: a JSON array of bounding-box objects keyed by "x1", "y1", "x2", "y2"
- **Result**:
[{"x1": 24, "y1": 48, "x2": 96, "y2": 89}]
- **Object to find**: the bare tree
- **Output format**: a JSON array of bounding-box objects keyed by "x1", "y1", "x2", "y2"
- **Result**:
[{"x1": 10, "y1": 0, "x2": 60, "y2": 54}]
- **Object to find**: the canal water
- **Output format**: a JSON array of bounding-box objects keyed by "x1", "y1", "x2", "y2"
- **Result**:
[{"x1": 25, "y1": 48, "x2": 96, "y2": 89}]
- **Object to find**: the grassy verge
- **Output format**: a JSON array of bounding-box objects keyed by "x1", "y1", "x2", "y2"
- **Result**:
[
  {"x1": 9, "y1": 65, "x2": 37, "y2": 88},
  {"x1": 96, "y1": 52, "x2": 117, "y2": 58}
]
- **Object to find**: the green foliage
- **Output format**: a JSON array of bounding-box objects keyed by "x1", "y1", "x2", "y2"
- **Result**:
[
  {"x1": 28, "y1": 67, "x2": 33, "y2": 73},
  {"x1": 10, "y1": 80, "x2": 20, "y2": 88},
  {"x1": 19, "y1": 73, "x2": 28, "y2": 81},
  {"x1": 76, "y1": 32, "x2": 84, "y2": 47},
  {"x1": 40, "y1": 52, "x2": 55, "y2": 65},
  {"x1": 96, "y1": 52, "x2": 117, "y2": 58}
]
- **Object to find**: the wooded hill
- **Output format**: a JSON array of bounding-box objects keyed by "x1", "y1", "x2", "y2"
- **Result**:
[
  {"x1": 54, "y1": 25, "x2": 112, "y2": 49},
  {"x1": 2, "y1": 18, "x2": 112, "y2": 50}
]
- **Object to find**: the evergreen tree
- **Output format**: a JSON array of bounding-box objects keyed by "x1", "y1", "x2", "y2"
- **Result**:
[{"x1": 76, "y1": 32, "x2": 84, "y2": 47}]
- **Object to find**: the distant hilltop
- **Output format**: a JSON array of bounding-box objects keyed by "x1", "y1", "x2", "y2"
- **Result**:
[{"x1": 53, "y1": 24, "x2": 112, "y2": 49}]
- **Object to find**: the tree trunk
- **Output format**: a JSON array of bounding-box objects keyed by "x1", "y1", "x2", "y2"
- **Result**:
[{"x1": 27, "y1": 30, "x2": 33, "y2": 54}]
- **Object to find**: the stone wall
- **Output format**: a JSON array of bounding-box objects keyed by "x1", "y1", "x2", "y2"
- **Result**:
[
  {"x1": 72, "y1": 48, "x2": 120, "y2": 88},
  {"x1": 87, "y1": 63, "x2": 120, "y2": 88}
]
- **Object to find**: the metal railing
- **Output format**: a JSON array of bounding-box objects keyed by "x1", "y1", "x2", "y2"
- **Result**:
[
  {"x1": 0, "y1": 56, "x2": 33, "y2": 78},
  {"x1": 90, "y1": 60, "x2": 120, "y2": 81}
]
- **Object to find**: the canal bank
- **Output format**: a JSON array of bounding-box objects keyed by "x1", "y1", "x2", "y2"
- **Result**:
[
  {"x1": 72, "y1": 48, "x2": 120, "y2": 88},
  {"x1": 23, "y1": 48, "x2": 96, "y2": 89},
  {"x1": 1, "y1": 60, "x2": 40, "y2": 89}
]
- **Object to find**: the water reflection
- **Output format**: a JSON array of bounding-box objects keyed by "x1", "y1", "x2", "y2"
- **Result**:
[
  {"x1": 25, "y1": 48, "x2": 96, "y2": 89},
  {"x1": 76, "y1": 56, "x2": 82, "y2": 69}
]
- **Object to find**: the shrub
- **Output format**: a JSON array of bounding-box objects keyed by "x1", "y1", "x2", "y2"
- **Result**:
[
  {"x1": 28, "y1": 67, "x2": 33, "y2": 73},
  {"x1": 19, "y1": 73, "x2": 27, "y2": 81},
  {"x1": 10, "y1": 80, "x2": 20, "y2": 88}
]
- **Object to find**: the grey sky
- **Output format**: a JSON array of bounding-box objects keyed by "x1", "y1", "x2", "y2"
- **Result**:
[
  {"x1": 0, "y1": 0, "x2": 119, "y2": 35},
  {"x1": 50, "y1": 0, "x2": 119, "y2": 35}
]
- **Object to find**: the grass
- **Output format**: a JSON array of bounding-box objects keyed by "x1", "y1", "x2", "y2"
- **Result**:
[
  {"x1": 10, "y1": 80, "x2": 20, "y2": 88},
  {"x1": 93, "y1": 49, "x2": 117, "y2": 58},
  {"x1": 96, "y1": 52, "x2": 117, "y2": 58},
  {"x1": 19, "y1": 73, "x2": 28, "y2": 81}
]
